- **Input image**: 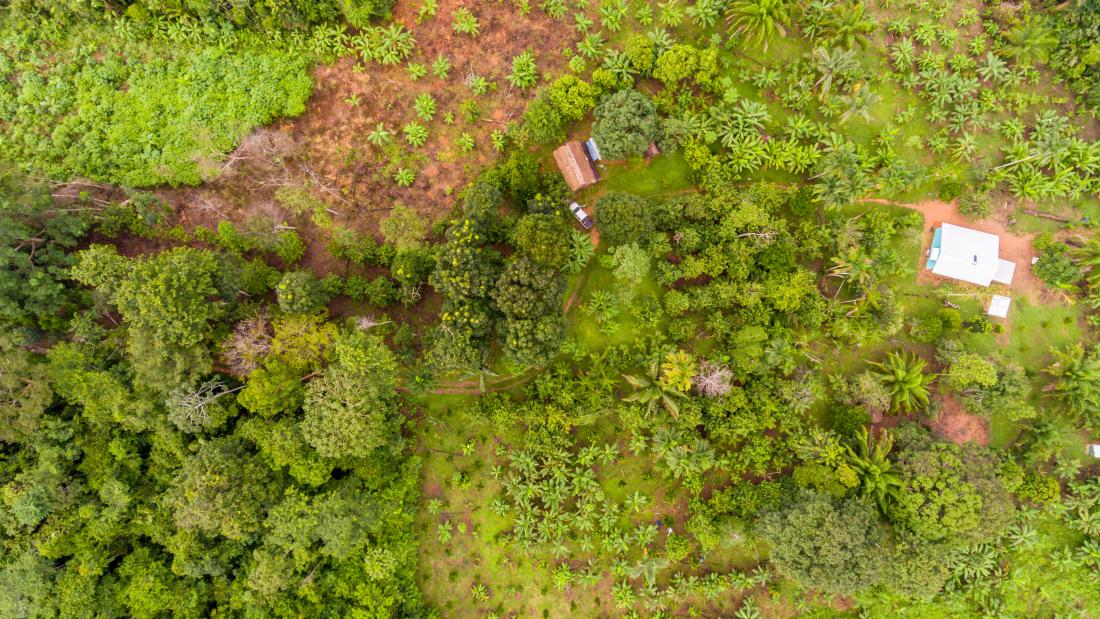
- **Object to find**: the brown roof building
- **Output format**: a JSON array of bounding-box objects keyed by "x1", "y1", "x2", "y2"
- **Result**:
[{"x1": 553, "y1": 141, "x2": 599, "y2": 192}]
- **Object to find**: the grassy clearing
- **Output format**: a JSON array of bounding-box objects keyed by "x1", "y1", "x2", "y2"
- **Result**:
[{"x1": 598, "y1": 152, "x2": 696, "y2": 198}]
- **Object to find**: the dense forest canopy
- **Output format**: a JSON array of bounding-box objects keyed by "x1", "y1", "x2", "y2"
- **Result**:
[{"x1": 2, "y1": 0, "x2": 1100, "y2": 617}]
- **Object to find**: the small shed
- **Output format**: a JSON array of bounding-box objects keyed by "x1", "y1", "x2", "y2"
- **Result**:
[
  {"x1": 554, "y1": 141, "x2": 599, "y2": 192},
  {"x1": 1087, "y1": 444, "x2": 1100, "y2": 459},
  {"x1": 987, "y1": 295, "x2": 1011, "y2": 318}
]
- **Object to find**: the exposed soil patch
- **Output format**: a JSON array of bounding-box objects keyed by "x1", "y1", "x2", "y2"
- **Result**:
[
  {"x1": 150, "y1": 1, "x2": 578, "y2": 277},
  {"x1": 927, "y1": 392, "x2": 990, "y2": 446}
]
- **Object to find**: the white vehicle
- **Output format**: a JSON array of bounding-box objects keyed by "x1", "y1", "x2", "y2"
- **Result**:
[{"x1": 569, "y1": 202, "x2": 594, "y2": 230}]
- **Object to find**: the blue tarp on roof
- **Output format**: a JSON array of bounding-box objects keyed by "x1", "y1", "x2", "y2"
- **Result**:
[{"x1": 585, "y1": 138, "x2": 602, "y2": 161}]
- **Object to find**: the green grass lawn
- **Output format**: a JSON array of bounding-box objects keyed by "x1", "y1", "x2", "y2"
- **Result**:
[{"x1": 596, "y1": 151, "x2": 695, "y2": 198}]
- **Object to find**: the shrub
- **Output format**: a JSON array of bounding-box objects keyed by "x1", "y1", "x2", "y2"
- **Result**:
[
  {"x1": 591, "y1": 89, "x2": 661, "y2": 159},
  {"x1": 1032, "y1": 234, "x2": 1082, "y2": 289},
  {"x1": 513, "y1": 214, "x2": 570, "y2": 269},
  {"x1": 909, "y1": 313, "x2": 944, "y2": 343},
  {"x1": 664, "y1": 534, "x2": 691, "y2": 563},
  {"x1": 595, "y1": 192, "x2": 654, "y2": 245},
  {"x1": 1015, "y1": 472, "x2": 1060, "y2": 505},
  {"x1": 653, "y1": 44, "x2": 698, "y2": 85},
  {"x1": 4, "y1": 46, "x2": 312, "y2": 187},
  {"x1": 380, "y1": 204, "x2": 429, "y2": 250},
  {"x1": 938, "y1": 177, "x2": 965, "y2": 201},
  {"x1": 827, "y1": 405, "x2": 871, "y2": 438},
  {"x1": 624, "y1": 35, "x2": 657, "y2": 75},
  {"x1": 390, "y1": 247, "x2": 436, "y2": 287},
  {"x1": 958, "y1": 193, "x2": 993, "y2": 220},
  {"x1": 273, "y1": 230, "x2": 306, "y2": 264}
]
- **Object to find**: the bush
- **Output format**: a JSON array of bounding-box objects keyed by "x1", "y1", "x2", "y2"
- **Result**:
[
  {"x1": 591, "y1": 89, "x2": 661, "y2": 160},
  {"x1": 390, "y1": 247, "x2": 436, "y2": 287},
  {"x1": 938, "y1": 177, "x2": 965, "y2": 202},
  {"x1": 938, "y1": 307, "x2": 963, "y2": 332},
  {"x1": 664, "y1": 534, "x2": 691, "y2": 563},
  {"x1": 273, "y1": 230, "x2": 306, "y2": 264},
  {"x1": 909, "y1": 313, "x2": 944, "y2": 343},
  {"x1": 827, "y1": 405, "x2": 871, "y2": 438},
  {"x1": 1015, "y1": 472, "x2": 1060, "y2": 505},
  {"x1": 513, "y1": 214, "x2": 570, "y2": 269},
  {"x1": 1032, "y1": 234, "x2": 1082, "y2": 289},
  {"x1": 595, "y1": 192, "x2": 654, "y2": 245},
  {"x1": 653, "y1": 44, "x2": 698, "y2": 85},
  {"x1": 623, "y1": 35, "x2": 657, "y2": 75},
  {"x1": 276, "y1": 271, "x2": 329, "y2": 313},
  {"x1": 958, "y1": 193, "x2": 993, "y2": 220},
  {"x1": 345, "y1": 275, "x2": 399, "y2": 307},
  {"x1": 328, "y1": 228, "x2": 382, "y2": 265}
]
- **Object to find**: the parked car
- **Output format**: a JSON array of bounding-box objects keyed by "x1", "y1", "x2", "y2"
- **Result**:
[{"x1": 569, "y1": 202, "x2": 593, "y2": 230}]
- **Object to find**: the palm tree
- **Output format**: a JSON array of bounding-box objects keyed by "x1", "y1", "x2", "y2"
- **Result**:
[
  {"x1": 1072, "y1": 238, "x2": 1100, "y2": 294},
  {"x1": 837, "y1": 86, "x2": 880, "y2": 124},
  {"x1": 869, "y1": 351, "x2": 934, "y2": 413},
  {"x1": 1019, "y1": 415, "x2": 1075, "y2": 465},
  {"x1": 1044, "y1": 344, "x2": 1100, "y2": 418},
  {"x1": 812, "y1": 46, "x2": 859, "y2": 101},
  {"x1": 824, "y1": 2, "x2": 875, "y2": 49},
  {"x1": 628, "y1": 557, "x2": 671, "y2": 587},
  {"x1": 726, "y1": 0, "x2": 794, "y2": 51},
  {"x1": 844, "y1": 428, "x2": 903, "y2": 513},
  {"x1": 1004, "y1": 15, "x2": 1058, "y2": 64},
  {"x1": 827, "y1": 246, "x2": 877, "y2": 294},
  {"x1": 623, "y1": 359, "x2": 685, "y2": 417}
]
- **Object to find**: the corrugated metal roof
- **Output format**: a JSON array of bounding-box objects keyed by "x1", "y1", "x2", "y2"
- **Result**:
[
  {"x1": 930, "y1": 224, "x2": 1002, "y2": 286},
  {"x1": 553, "y1": 141, "x2": 598, "y2": 192}
]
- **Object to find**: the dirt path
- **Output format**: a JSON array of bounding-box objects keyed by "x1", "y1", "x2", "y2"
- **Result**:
[{"x1": 864, "y1": 198, "x2": 1043, "y2": 303}]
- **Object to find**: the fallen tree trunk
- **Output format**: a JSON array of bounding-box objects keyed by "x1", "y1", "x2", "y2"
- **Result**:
[{"x1": 1021, "y1": 208, "x2": 1073, "y2": 223}]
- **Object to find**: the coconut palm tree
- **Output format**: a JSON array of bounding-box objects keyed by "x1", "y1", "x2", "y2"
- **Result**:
[
  {"x1": 726, "y1": 0, "x2": 794, "y2": 51},
  {"x1": 869, "y1": 351, "x2": 934, "y2": 413},
  {"x1": 1044, "y1": 343, "x2": 1100, "y2": 418}
]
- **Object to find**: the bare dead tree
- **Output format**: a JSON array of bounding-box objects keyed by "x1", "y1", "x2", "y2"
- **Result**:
[
  {"x1": 193, "y1": 195, "x2": 229, "y2": 219},
  {"x1": 222, "y1": 314, "x2": 273, "y2": 378},
  {"x1": 166, "y1": 379, "x2": 243, "y2": 433},
  {"x1": 694, "y1": 360, "x2": 733, "y2": 398},
  {"x1": 299, "y1": 164, "x2": 350, "y2": 207},
  {"x1": 355, "y1": 315, "x2": 392, "y2": 331}
]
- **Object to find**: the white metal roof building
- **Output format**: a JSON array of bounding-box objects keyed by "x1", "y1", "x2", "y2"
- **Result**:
[
  {"x1": 987, "y1": 295, "x2": 1012, "y2": 318},
  {"x1": 925, "y1": 223, "x2": 1016, "y2": 287}
]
